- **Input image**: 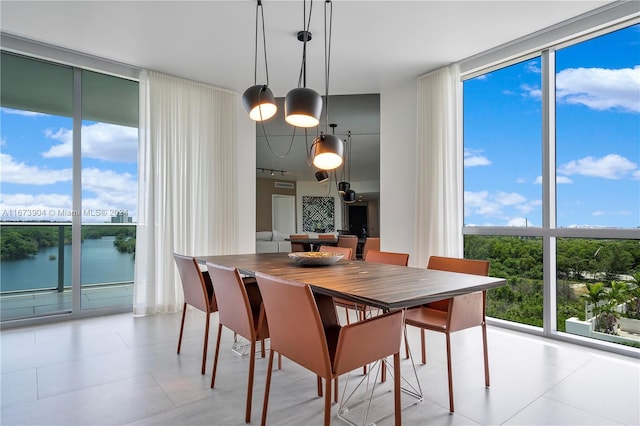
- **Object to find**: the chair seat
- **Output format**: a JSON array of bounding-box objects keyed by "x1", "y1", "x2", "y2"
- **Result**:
[{"x1": 405, "y1": 307, "x2": 448, "y2": 331}]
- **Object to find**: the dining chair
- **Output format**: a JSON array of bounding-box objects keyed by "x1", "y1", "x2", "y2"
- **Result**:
[
  {"x1": 318, "y1": 233, "x2": 337, "y2": 240},
  {"x1": 336, "y1": 235, "x2": 358, "y2": 260},
  {"x1": 290, "y1": 234, "x2": 311, "y2": 252},
  {"x1": 255, "y1": 272, "x2": 404, "y2": 426},
  {"x1": 173, "y1": 253, "x2": 218, "y2": 375},
  {"x1": 404, "y1": 255, "x2": 490, "y2": 413},
  {"x1": 319, "y1": 245, "x2": 352, "y2": 260},
  {"x1": 361, "y1": 237, "x2": 380, "y2": 260},
  {"x1": 206, "y1": 262, "x2": 270, "y2": 423},
  {"x1": 335, "y1": 250, "x2": 409, "y2": 326}
]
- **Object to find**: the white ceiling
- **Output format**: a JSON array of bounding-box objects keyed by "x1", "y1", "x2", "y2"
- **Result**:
[{"x1": 0, "y1": 0, "x2": 614, "y2": 182}]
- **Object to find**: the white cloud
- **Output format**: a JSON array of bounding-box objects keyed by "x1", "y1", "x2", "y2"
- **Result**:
[
  {"x1": 516, "y1": 177, "x2": 526, "y2": 183},
  {"x1": 525, "y1": 61, "x2": 541, "y2": 74},
  {"x1": 464, "y1": 148, "x2": 491, "y2": 167},
  {"x1": 43, "y1": 122, "x2": 137, "y2": 162},
  {"x1": 534, "y1": 175, "x2": 573, "y2": 184},
  {"x1": 556, "y1": 66, "x2": 640, "y2": 113},
  {"x1": 557, "y1": 154, "x2": 637, "y2": 180},
  {"x1": 1, "y1": 107, "x2": 46, "y2": 117},
  {"x1": 0, "y1": 153, "x2": 72, "y2": 185},
  {"x1": 521, "y1": 84, "x2": 541, "y2": 99},
  {"x1": 592, "y1": 211, "x2": 605, "y2": 217},
  {"x1": 506, "y1": 217, "x2": 534, "y2": 227},
  {"x1": 494, "y1": 191, "x2": 526, "y2": 206}
]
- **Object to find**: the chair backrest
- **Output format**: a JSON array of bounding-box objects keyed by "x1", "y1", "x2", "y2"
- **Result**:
[
  {"x1": 319, "y1": 245, "x2": 352, "y2": 260},
  {"x1": 255, "y1": 272, "x2": 332, "y2": 378},
  {"x1": 318, "y1": 234, "x2": 336, "y2": 240},
  {"x1": 426, "y1": 256, "x2": 490, "y2": 331},
  {"x1": 364, "y1": 250, "x2": 409, "y2": 266},
  {"x1": 362, "y1": 237, "x2": 380, "y2": 259},
  {"x1": 336, "y1": 235, "x2": 358, "y2": 260},
  {"x1": 173, "y1": 253, "x2": 212, "y2": 312},
  {"x1": 427, "y1": 256, "x2": 489, "y2": 276},
  {"x1": 206, "y1": 262, "x2": 255, "y2": 340},
  {"x1": 290, "y1": 234, "x2": 308, "y2": 240}
]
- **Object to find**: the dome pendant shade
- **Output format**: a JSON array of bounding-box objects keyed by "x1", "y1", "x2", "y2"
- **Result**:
[
  {"x1": 343, "y1": 189, "x2": 356, "y2": 203},
  {"x1": 338, "y1": 181, "x2": 350, "y2": 194},
  {"x1": 311, "y1": 133, "x2": 343, "y2": 170},
  {"x1": 243, "y1": 85, "x2": 277, "y2": 121},
  {"x1": 285, "y1": 87, "x2": 322, "y2": 127},
  {"x1": 315, "y1": 170, "x2": 329, "y2": 182}
]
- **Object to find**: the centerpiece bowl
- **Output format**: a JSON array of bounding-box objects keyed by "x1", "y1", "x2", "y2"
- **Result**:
[{"x1": 288, "y1": 251, "x2": 344, "y2": 266}]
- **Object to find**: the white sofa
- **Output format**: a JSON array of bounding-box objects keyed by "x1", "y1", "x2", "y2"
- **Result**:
[{"x1": 256, "y1": 230, "x2": 292, "y2": 253}]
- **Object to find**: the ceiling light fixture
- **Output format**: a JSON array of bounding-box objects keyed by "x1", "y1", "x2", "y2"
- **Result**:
[
  {"x1": 315, "y1": 170, "x2": 329, "y2": 182},
  {"x1": 285, "y1": 0, "x2": 322, "y2": 127},
  {"x1": 242, "y1": 0, "x2": 277, "y2": 121},
  {"x1": 341, "y1": 131, "x2": 356, "y2": 203},
  {"x1": 310, "y1": 1, "x2": 343, "y2": 171}
]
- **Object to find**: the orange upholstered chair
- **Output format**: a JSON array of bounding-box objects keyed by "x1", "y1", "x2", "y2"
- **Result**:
[
  {"x1": 404, "y1": 255, "x2": 490, "y2": 413},
  {"x1": 206, "y1": 262, "x2": 270, "y2": 423},
  {"x1": 173, "y1": 253, "x2": 218, "y2": 375},
  {"x1": 255, "y1": 272, "x2": 404, "y2": 426},
  {"x1": 290, "y1": 234, "x2": 311, "y2": 252},
  {"x1": 336, "y1": 235, "x2": 358, "y2": 260},
  {"x1": 361, "y1": 237, "x2": 380, "y2": 260},
  {"x1": 319, "y1": 245, "x2": 352, "y2": 260}
]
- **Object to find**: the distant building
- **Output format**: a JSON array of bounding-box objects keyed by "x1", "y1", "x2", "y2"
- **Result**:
[{"x1": 111, "y1": 212, "x2": 132, "y2": 223}]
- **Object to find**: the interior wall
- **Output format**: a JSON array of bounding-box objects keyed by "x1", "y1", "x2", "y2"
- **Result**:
[
  {"x1": 255, "y1": 177, "x2": 297, "y2": 231},
  {"x1": 379, "y1": 80, "x2": 419, "y2": 266}
]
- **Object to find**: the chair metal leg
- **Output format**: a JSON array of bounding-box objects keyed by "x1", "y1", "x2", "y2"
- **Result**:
[
  {"x1": 177, "y1": 302, "x2": 187, "y2": 354},
  {"x1": 261, "y1": 350, "x2": 275, "y2": 426},
  {"x1": 393, "y1": 352, "x2": 402, "y2": 426},
  {"x1": 445, "y1": 332, "x2": 454, "y2": 413},
  {"x1": 482, "y1": 322, "x2": 490, "y2": 387},
  {"x1": 403, "y1": 325, "x2": 410, "y2": 359},
  {"x1": 211, "y1": 324, "x2": 223, "y2": 388},
  {"x1": 246, "y1": 339, "x2": 256, "y2": 423},
  {"x1": 202, "y1": 312, "x2": 210, "y2": 374},
  {"x1": 324, "y1": 377, "x2": 332, "y2": 426},
  {"x1": 421, "y1": 329, "x2": 427, "y2": 364}
]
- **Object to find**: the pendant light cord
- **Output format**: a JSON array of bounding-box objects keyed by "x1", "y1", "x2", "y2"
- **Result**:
[
  {"x1": 323, "y1": 0, "x2": 333, "y2": 133},
  {"x1": 297, "y1": 0, "x2": 314, "y2": 89}
]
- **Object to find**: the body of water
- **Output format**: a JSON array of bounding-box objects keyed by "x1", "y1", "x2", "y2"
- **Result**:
[{"x1": 1, "y1": 236, "x2": 135, "y2": 292}]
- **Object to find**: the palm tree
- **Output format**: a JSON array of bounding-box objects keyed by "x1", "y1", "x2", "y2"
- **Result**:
[{"x1": 582, "y1": 282, "x2": 606, "y2": 331}]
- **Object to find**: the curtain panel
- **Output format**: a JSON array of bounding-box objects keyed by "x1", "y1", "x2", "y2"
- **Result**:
[
  {"x1": 134, "y1": 70, "x2": 238, "y2": 315},
  {"x1": 415, "y1": 64, "x2": 463, "y2": 265}
]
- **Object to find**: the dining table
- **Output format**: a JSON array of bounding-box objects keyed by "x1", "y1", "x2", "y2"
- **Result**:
[
  {"x1": 197, "y1": 252, "x2": 506, "y2": 424},
  {"x1": 197, "y1": 252, "x2": 506, "y2": 311}
]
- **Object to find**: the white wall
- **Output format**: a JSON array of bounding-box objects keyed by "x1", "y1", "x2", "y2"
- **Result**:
[{"x1": 380, "y1": 81, "x2": 419, "y2": 266}]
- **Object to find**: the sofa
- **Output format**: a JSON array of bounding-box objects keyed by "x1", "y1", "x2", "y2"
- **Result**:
[{"x1": 256, "y1": 230, "x2": 292, "y2": 253}]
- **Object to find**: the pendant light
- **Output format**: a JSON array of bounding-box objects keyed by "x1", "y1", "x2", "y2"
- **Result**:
[
  {"x1": 315, "y1": 170, "x2": 329, "y2": 182},
  {"x1": 285, "y1": 1, "x2": 322, "y2": 127},
  {"x1": 310, "y1": 0, "x2": 343, "y2": 170},
  {"x1": 242, "y1": 0, "x2": 277, "y2": 121},
  {"x1": 342, "y1": 131, "x2": 356, "y2": 203}
]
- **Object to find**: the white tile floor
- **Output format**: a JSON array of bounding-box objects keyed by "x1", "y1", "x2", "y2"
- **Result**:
[{"x1": 1, "y1": 310, "x2": 638, "y2": 425}]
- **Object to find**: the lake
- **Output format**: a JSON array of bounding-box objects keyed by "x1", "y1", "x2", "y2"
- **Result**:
[{"x1": 1, "y1": 236, "x2": 135, "y2": 292}]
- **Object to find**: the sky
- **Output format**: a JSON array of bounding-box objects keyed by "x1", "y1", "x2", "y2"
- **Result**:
[
  {"x1": 463, "y1": 23, "x2": 639, "y2": 229},
  {"x1": 1, "y1": 24, "x2": 638, "y2": 228},
  {"x1": 1, "y1": 110, "x2": 138, "y2": 223}
]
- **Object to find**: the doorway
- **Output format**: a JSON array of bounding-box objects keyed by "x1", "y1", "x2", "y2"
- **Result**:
[
  {"x1": 272, "y1": 195, "x2": 295, "y2": 234},
  {"x1": 348, "y1": 205, "x2": 368, "y2": 238}
]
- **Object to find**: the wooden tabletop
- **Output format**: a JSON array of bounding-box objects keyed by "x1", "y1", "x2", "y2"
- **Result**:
[{"x1": 198, "y1": 253, "x2": 506, "y2": 310}]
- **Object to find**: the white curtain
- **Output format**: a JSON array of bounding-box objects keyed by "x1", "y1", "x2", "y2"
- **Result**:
[
  {"x1": 415, "y1": 64, "x2": 463, "y2": 265},
  {"x1": 134, "y1": 70, "x2": 238, "y2": 315}
]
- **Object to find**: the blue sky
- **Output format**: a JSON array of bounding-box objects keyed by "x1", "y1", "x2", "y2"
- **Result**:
[
  {"x1": 463, "y1": 23, "x2": 639, "y2": 228},
  {"x1": 1, "y1": 110, "x2": 137, "y2": 223}
]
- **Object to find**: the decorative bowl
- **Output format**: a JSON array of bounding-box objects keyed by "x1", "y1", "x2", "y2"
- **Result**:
[{"x1": 288, "y1": 251, "x2": 344, "y2": 266}]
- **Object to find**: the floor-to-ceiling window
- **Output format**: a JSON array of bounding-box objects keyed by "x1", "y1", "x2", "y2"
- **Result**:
[
  {"x1": 462, "y1": 22, "x2": 639, "y2": 351},
  {"x1": 0, "y1": 52, "x2": 138, "y2": 321}
]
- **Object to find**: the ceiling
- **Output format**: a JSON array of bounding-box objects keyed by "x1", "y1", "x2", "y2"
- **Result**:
[{"x1": 1, "y1": 1, "x2": 614, "y2": 182}]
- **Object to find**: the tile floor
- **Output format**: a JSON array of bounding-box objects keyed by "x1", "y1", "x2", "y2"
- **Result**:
[{"x1": 1, "y1": 310, "x2": 639, "y2": 425}]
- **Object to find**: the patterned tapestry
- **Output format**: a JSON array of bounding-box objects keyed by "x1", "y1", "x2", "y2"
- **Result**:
[{"x1": 302, "y1": 196, "x2": 335, "y2": 232}]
